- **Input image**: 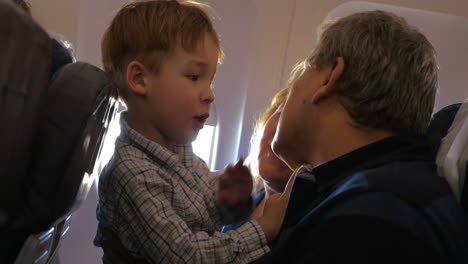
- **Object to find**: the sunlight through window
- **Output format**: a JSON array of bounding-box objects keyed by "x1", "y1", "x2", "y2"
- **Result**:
[{"x1": 193, "y1": 125, "x2": 217, "y2": 169}]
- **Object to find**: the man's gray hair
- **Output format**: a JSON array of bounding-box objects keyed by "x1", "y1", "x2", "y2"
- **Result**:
[{"x1": 311, "y1": 10, "x2": 438, "y2": 135}]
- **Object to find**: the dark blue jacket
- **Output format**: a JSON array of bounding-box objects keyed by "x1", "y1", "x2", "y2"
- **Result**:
[
  {"x1": 222, "y1": 191, "x2": 266, "y2": 232},
  {"x1": 254, "y1": 136, "x2": 468, "y2": 264}
]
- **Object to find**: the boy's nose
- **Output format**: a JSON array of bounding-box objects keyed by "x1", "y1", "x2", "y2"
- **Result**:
[{"x1": 202, "y1": 87, "x2": 215, "y2": 104}]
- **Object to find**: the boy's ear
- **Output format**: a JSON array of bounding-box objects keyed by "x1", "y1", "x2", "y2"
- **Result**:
[
  {"x1": 126, "y1": 61, "x2": 148, "y2": 96},
  {"x1": 311, "y1": 57, "x2": 345, "y2": 104}
]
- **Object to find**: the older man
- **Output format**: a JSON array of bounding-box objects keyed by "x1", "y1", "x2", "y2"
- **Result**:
[{"x1": 257, "y1": 10, "x2": 468, "y2": 264}]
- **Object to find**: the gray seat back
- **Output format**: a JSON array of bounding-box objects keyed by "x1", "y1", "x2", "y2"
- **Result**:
[
  {"x1": 13, "y1": 62, "x2": 118, "y2": 264},
  {"x1": 0, "y1": 3, "x2": 118, "y2": 259},
  {"x1": 428, "y1": 102, "x2": 468, "y2": 214}
]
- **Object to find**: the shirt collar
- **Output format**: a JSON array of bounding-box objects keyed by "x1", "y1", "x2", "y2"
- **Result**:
[
  {"x1": 119, "y1": 114, "x2": 194, "y2": 170},
  {"x1": 296, "y1": 135, "x2": 433, "y2": 191}
]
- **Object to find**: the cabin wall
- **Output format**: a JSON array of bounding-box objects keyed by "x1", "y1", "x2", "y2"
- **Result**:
[{"x1": 28, "y1": 0, "x2": 81, "y2": 47}]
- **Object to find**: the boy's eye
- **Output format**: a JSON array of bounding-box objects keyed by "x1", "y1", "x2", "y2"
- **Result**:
[{"x1": 187, "y1": 75, "x2": 199, "y2": 81}]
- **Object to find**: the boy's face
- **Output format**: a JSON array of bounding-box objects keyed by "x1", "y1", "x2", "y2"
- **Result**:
[{"x1": 142, "y1": 35, "x2": 218, "y2": 146}]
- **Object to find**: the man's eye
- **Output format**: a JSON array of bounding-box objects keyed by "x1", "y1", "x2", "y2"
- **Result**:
[{"x1": 187, "y1": 75, "x2": 199, "y2": 81}]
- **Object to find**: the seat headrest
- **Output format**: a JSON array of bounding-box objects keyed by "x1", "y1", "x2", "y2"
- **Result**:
[
  {"x1": 50, "y1": 38, "x2": 74, "y2": 77},
  {"x1": 427, "y1": 104, "x2": 461, "y2": 150},
  {"x1": 428, "y1": 102, "x2": 468, "y2": 206},
  {"x1": 11, "y1": 62, "x2": 117, "y2": 232}
]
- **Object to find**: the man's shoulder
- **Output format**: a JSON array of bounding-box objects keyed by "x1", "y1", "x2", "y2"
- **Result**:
[
  {"x1": 355, "y1": 159, "x2": 453, "y2": 204},
  {"x1": 287, "y1": 161, "x2": 455, "y2": 236}
]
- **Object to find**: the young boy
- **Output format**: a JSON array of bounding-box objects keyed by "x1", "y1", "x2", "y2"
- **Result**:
[{"x1": 94, "y1": 1, "x2": 292, "y2": 263}]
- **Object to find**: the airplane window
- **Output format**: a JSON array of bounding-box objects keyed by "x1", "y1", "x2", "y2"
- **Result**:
[
  {"x1": 193, "y1": 124, "x2": 218, "y2": 170},
  {"x1": 193, "y1": 102, "x2": 218, "y2": 170}
]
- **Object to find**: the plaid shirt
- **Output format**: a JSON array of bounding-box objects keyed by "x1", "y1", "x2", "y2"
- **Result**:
[{"x1": 94, "y1": 116, "x2": 269, "y2": 263}]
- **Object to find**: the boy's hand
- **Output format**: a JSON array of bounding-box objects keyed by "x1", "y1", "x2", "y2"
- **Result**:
[
  {"x1": 256, "y1": 169, "x2": 296, "y2": 242},
  {"x1": 217, "y1": 157, "x2": 253, "y2": 208}
]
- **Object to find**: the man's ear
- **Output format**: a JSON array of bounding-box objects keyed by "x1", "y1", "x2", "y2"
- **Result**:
[
  {"x1": 311, "y1": 57, "x2": 345, "y2": 104},
  {"x1": 126, "y1": 61, "x2": 148, "y2": 96}
]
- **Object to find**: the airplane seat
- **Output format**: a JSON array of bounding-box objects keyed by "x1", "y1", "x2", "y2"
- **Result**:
[
  {"x1": 0, "y1": 1, "x2": 119, "y2": 263},
  {"x1": 427, "y1": 102, "x2": 468, "y2": 214},
  {"x1": 0, "y1": 0, "x2": 52, "y2": 259},
  {"x1": 12, "y1": 62, "x2": 119, "y2": 264}
]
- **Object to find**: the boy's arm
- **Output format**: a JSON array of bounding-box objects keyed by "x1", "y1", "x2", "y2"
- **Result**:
[
  {"x1": 116, "y1": 166, "x2": 270, "y2": 264},
  {"x1": 216, "y1": 158, "x2": 255, "y2": 224},
  {"x1": 192, "y1": 154, "x2": 295, "y2": 242},
  {"x1": 193, "y1": 155, "x2": 254, "y2": 225}
]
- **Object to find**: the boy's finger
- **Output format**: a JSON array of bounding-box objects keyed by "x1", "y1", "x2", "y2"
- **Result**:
[
  {"x1": 242, "y1": 166, "x2": 252, "y2": 177},
  {"x1": 226, "y1": 163, "x2": 238, "y2": 173},
  {"x1": 234, "y1": 157, "x2": 244, "y2": 169}
]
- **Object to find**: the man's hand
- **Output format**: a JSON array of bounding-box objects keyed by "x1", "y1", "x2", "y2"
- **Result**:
[{"x1": 217, "y1": 157, "x2": 253, "y2": 208}]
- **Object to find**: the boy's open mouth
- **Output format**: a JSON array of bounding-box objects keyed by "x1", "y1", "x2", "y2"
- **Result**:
[{"x1": 194, "y1": 114, "x2": 209, "y2": 123}]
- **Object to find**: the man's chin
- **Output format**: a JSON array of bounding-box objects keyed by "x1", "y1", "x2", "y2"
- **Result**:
[
  {"x1": 271, "y1": 137, "x2": 286, "y2": 160},
  {"x1": 273, "y1": 146, "x2": 297, "y2": 170}
]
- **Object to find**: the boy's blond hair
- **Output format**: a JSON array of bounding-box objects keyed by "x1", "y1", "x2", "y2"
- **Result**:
[{"x1": 101, "y1": 0, "x2": 223, "y2": 98}]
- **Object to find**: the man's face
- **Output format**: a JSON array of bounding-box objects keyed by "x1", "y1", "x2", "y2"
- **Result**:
[{"x1": 272, "y1": 62, "x2": 324, "y2": 169}]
